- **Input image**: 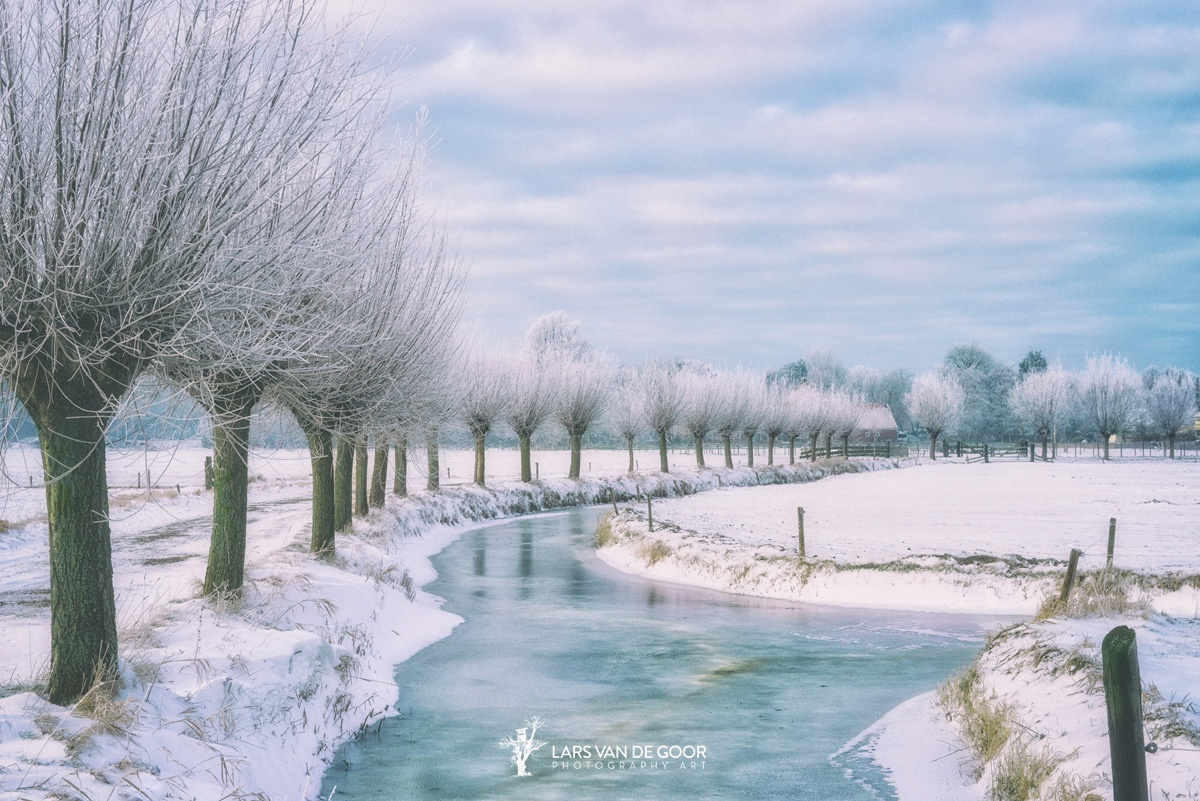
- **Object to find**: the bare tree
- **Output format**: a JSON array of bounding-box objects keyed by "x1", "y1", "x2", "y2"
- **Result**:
[
  {"x1": 712, "y1": 371, "x2": 748, "y2": 468},
  {"x1": 1145, "y1": 368, "x2": 1196, "y2": 458},
  {"x1": 606, "y1": 369, "x2": 645, "y2": 473},
  {"x1": 640, "y1": 360, "x2": 685, "y2": 473},
  {"x1": 505, "y1": 353, "x2": 561, "y2": 482},
  {"x1": 761, "y1": 386, "x2": 790, "y2": 465},
  {"x1": 790, "y1": 386, "x2": 829, "y2": 463},
  {"x1": 1010, "y1": 366, "x2": 1072, "y2": 458},
  {"x1": 1076, "y1": 353, "x2": 1141, "y2": 460},
  {"x1": 739, "y1": 377, "x2": 769, "y2": 467},
  {"x1": 459, "y1": 349, "x2": 511, "y2": 487},
  {"x1": 276, "y1": 215, "x2": 463, "y2": 548},
  {"x1": 828, "y1": 391, "x2": 864, "y2": 457},
  {"x1": 499, "y1": 717, "x2": 549, "y2": 777},
  {"x1": 806, "y1": 349, "x2": 847, "y2": 390},
  {"x1": 906, "y1": 373, "x2": 965, "y2": 460},
  {"x1": 0, "y1": 0, "x2": 403, "y2": 702},
  {"x1": 524, "y1": 311, "x2": 590, "y2": 364},
  {"x1": 556, "y1": 354, "x2": 613, "y2": 478},
  {"x1": 678, "y1": 369, "x2": 722, "y2": 468}
]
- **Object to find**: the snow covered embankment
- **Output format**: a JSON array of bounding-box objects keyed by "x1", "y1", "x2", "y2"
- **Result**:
[
  {"x1": 865, "y1": 612, "x2": 1200, "y2": 801},
  {"x1": 594, "y1": 460, "x2": 1200, "y2": 617},
  {"x1": 0, "y1": 458, "x2": 892, "y2": 801},
  {"x1": 595, "y1": 506, "x2": 1064, "y2": 616}
]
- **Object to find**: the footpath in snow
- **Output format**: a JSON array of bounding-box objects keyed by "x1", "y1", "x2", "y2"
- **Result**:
[
  {"x1": 0, "y1": 445, "x2": 887, "y2": 801},
  {"x1": 594, "y1": 457, "x2": 1200, "y2": 800}
]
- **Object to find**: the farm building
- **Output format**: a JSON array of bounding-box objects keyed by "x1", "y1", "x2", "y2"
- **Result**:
[{"x1": 850, "y1": 403, "x2": 899, "y2": 443}]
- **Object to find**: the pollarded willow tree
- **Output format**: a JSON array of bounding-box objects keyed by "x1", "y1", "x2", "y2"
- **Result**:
[
  {"x1": 640, "y1": 360, "x2": 685, "y2": 473},
  {"x1": 905, "y1": 373, "x2": 964, "y2": 460},
  {"x1": 1010, "y1": 366, "x2": 1072, "y2": 458},
  {"x1": 761, "y1": 386, "x2": 790, "y2": 465},
  {"x1": 275, "y1": 184, "x2": 463, "y2": 551},
  {"x1": 504, "y1": 352, "x2": 561, "y2": 482},
  {"x1": 556, "y1": 354, "x2": 614, "y2": 479},
  {"x1": 792, "y1": 386, "x2": 829, "y2": 463},
  {"x1": 459, "y1": 349, "x2": 511, "y2": 487},
  {"x1": 1076, "y1": 353, "x2": 1141, "y2": 461},
  {"x1": 712, "y1": 371, "x2": 748, "y2": 468},
  {"x1": 739, "y1": 377, "x2": 768, "y2": 467},
  {"x1": 606, "y1": 369, "x2": 645, "y2": 473},
  {"x1": 0, "y1": 0, "x2": 387, "y2": 703},
  {"x1": 829, "y1": 391, "x2": 864, "y2": 457},
  {"x1": 1144, "y1": 368, "x2": 1195, "y2": 459},
  {"x1": 678, "y1": 369, "x2": 723, "y2": 468},
  {"x1": 165, "y1": 129, "x2": 395, "y2": 597}
]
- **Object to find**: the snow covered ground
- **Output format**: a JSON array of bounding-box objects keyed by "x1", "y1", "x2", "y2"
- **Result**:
[
  {"x1": 0, "y1": 443, "x2": 878, "y2": 801},
  {"x1": 594, "y1": 457, "x2": 1200, "y2": 800}
]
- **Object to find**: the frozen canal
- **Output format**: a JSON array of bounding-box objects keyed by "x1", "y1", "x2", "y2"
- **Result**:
[{"x1": 323, "y1": 507, "x2": 1006, "y2": 800}]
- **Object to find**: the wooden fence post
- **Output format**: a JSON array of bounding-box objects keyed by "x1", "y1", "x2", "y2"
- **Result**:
[
  {"x1": 797, "y1": 507, "x2": 805, "y2": 558},
  {"x1": 983, "y1": 443, "x2": 990, "y2": 463},
  {"x1": 611, "y1": 488, "x2": 618, "y2": 515},
  {"x1": 1107, "y1": 518, "x2": 1117, "y2": 569},
  {"x1": 647, "y1": 495, "x2": 653, "y2": 532},
  {"x1": 1102, "y1": 625, "x2": 1150, "y2": 801},
  {"x1": 1059, "y1": 547, "x2": 1082, "y2": 604}
]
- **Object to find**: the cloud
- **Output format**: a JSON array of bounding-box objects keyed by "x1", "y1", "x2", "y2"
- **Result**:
[{"x1": 337, "y1": 0, "x2": 1200, "y2": 374}]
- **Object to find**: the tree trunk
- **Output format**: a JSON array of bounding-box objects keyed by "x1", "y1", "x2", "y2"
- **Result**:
[
  {"x1": 354, "y1": 440, "x2": 368, "y2": 517},
  {"x1": 393, "y1": 436, "x2": 408, "y2": 497},
  {"x1": 33, "y1": 407, "x2": 119, "y2": 704},
  {"x1": 204, "y1": 387, "x2": 259, "y2": 596},
  {"x1": 626, "y1": 435, "x2": 635, "y2": 473},
  {"x1": 767, "y1": 433, "x2": 776, "y2": 465},
  {"x1": 824, "y1": 433, "x2": 832, "y2": 459},
  {"x1": 694, "y1": 433, "x2": 705, "y2": 468},
  {"x1": 519, "y1": 431, "x2": 533, "y2": 482},
  {"x1": 810, "y1": 433, "x2": 819, "y2": 462},
  {"x1": 788, "y1": 435, "x2": 796, "y2": 465},
  {"x1": 426, "y1": 429, "x2": 440, "y2": 491},
  {"x1": 334, "y1": 437, "x2": 354, "y2": 530},
  {"x1": 658, "y1": 429, "x2": 669, "y2": 473},
  {"x1": 928, "y1": 430, "x2": 939, "y2": 460},
  {"x1": 722, "y1": 433, "x2": 733, "y2": 468},
  {"x1": 473, "y1": 428, "x2": 487, "y2": 486},
  {"x1": 841, "y1": 433, "x2": 850, "y2": 457},
  {"x1": 369, "y1": 442, "x2": 388, "y2": 507},
  {"x1": 569, "y1": 433, "x2": 582, "y2": 479},
  {"x1": 1168, "y1": 433, "x2": 1176, "y2": 459},
  {"x1": 307, "y1": 427, "x2": 335, "y2": 554},
  {"x1": 1103, "y1": 434, "x2": 1111, "y2": 461},
  {"x1": 746, "y1": 433, "x2": 755, "y2": 467},
  {"x1": 1041, "y1": 435, "x2": 1048, "y2": 459}
]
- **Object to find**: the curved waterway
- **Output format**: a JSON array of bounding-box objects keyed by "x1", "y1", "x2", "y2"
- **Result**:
[{"x1": 323, "y1": 507, "x2": 1006, "y2": 800}]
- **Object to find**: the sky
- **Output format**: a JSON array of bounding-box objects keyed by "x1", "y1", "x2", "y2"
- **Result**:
[{"x1": 333, "y1": 1, "x2": 1200, "y2": 374}]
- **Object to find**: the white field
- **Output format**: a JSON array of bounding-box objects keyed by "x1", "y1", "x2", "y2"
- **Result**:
[
  {"x1": 594, "y1": 457, "x2": 1200, "y2": 800},
  {"x1": 3, "y1": 447, "x2": 1199, "y2": 800}
]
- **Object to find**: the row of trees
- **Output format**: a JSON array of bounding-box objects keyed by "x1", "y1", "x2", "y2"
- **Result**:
[
  {"x1": 0, "y1": 1, "x2": 462, "y2": 703},
  {"x1": 906, "y1": 354, "x2": 1197, "y2": 460},
  {"x1": 445, "y1": 314, "x2": 881, "y2": 488}
]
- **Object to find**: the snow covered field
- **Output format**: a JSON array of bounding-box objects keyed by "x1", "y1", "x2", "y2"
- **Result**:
[
  {"x1": 594, "y1": 458, "x2": 1200, "y2": 800},
  {"x1": 4, "y1": 446, "x2": 1199, "y2": 800},
  {"x1": 0, "y1": 443, "x2": 877, "y2": 801}
]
